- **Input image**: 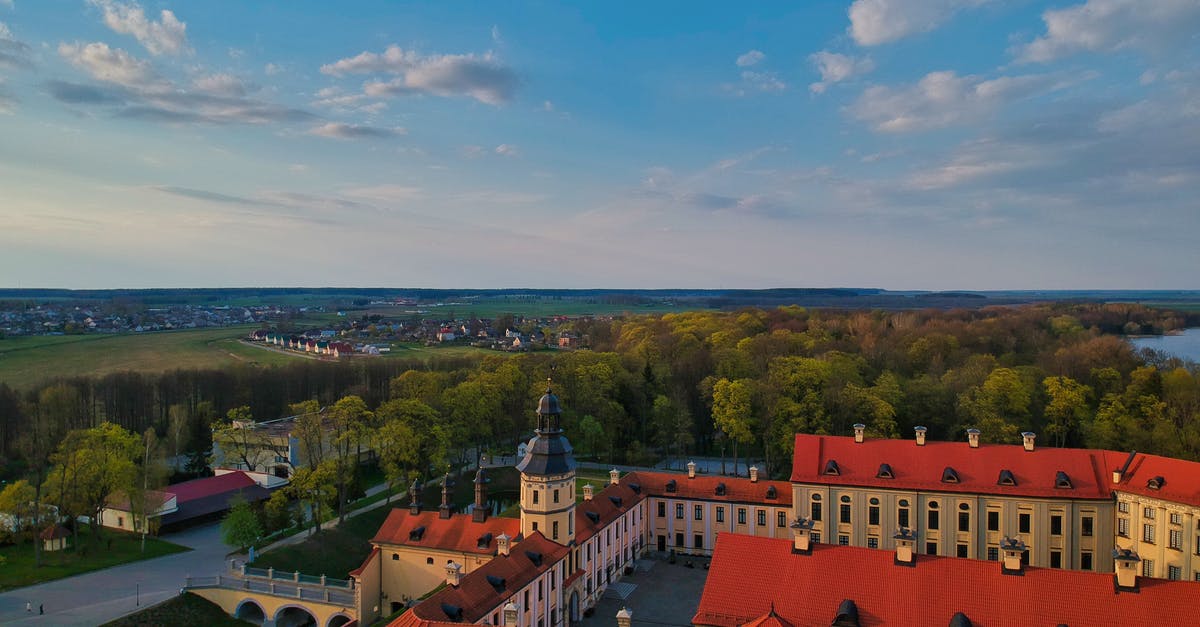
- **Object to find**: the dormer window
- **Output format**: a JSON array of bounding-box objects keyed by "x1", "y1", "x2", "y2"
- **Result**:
[
  {"x1": 715, "y1": 483, "x2": 727, "y2": 496},
  {"x1": 525, "y1": 550, "x2": 543, "y2": 566},
  {"x1": 477, "y1": 533, "x2": 493, "y2": 549},
  {"x1": 876, "y1": 463, "x2": 894, "y2": 479},
  {"x1": 409, "y1": 525, "x2": 426, "y2": 541},
  {"x1": 997, "y1": 470, "x2": 1017, "y2": 486},
  {"x1": 941, "y1": 467, "x2": 960, "y2": 484},
  {"x1": 824, "y1": 459, "x2": 841, "y2": 476},
  {"x1": 586, "y1": 511, "x2": 600, "y2": 524},
  {"x1": 609, "y1": 495, "x2": 623, "y2": 507},
  {"x1": 766, "y1": 485, "x2": 778, "y2": 500},
  {"x1": 486, "y1": 574, "x2": 506, "y2": 591},
  {"x1": 1148, "y1": 476, "x2": 1165, "y2": 490},
  {"x1": 665, "y1": 479, "x2": 677, "y2": 493},
  {"x1": 1054, "y1": 471, "x2": 1073, "y2": 489},
  {"x1": 629, "y1": 483, "x2": 641, "y2": 494}
]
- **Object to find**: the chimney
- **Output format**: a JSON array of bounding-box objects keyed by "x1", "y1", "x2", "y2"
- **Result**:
[
  {"x1": 473, "y1": 468, "x2": 488, "y2": 522},
  {"x1": 1113, "y1": 548, "x2": 1141, "y2": 591},
  {"x1": 893, "y1": 528, "x2": 916, "y2": 566},
  {"x1": 583, "y1": 484, "x2": 594, "y2": 501},
  {"x1": 967, "y1": 428, "x2": 980, "y2": 449},
  {"x1": 1000, "y1": 537, "x2": 1027, "y2": 575},
  {"x1": 790, "y1": 517, "x2": 815, "y2": 555},
  {"x1": 1113, "y1": 451, "x2": 1137, "y2": 485},
  {"x1": 497, "y1": 533, "x2": 511, "y2": 557},
  {"x1": 445, "y1": 561, "x2": 463, "y2": 587},
  {"x1": 1021, "y1": 432, "x2": 1036, "y2": 452},
  {"x1": 853, "y1": 423, "x2": 866, "y2": 443},
  {"x1": 749, "y1": 466, "x2": 759, "y2": 483},
  {"x1": 610, "y1": 468, "x2": 620, "y2": 486},
  {"x1": 439, "y1": 473, "x2": 452, "y2": 520},
  {"x1": 409, "y1": 477, "x2": 422, "y2": 515},
  {"x1": 616, "y1": 607, "x2": 633, "y2": 627},
  {"x1": 914, "y1": 426, "x2": 927, "y2": 446},
  {"x1": 503, "y1": 602, "x2": 520, "y2": 627},
  {"x1": 687, "y1": 461, "x2": 696, "y2": 479}
]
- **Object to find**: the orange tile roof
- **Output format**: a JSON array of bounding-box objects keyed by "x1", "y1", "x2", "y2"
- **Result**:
[
  {"x1": 575, "y1": 480, "x2": 646, "y2": 543},
  {"x1": 624, "y1": 471, "x2": 793, "y2": 506},
  {"x1": 790, "y1": 433, "x2": 1114, "y2": 500},
  {"x1": 401, "y1": 532, "x2": 569, "y2": 625},
  {"x1": 694, "y1": 533, "x2": 1200, "y2": 627},
  {"x1": 1104, "y1": 449, "x2": 1200, "y2": 507},
  {"x1": 348, "y1": 546, "x2": 379, "y2": 578},
  {"x1": 370, "y1": 508, "x2": 522, "y2": 555}
]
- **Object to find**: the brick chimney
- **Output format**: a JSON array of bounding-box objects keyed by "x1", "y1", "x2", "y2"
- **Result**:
[
  {"x1": 503, "y1": 602, "x2": 520, "y2": 627},
  {"x1": 439, "y1": 473, "x2": 452, "y2": 520},
  {"x1": 687, "y1": 461, "x2": 696, "y2": 479},
  {"x1": 749, "y1": 466, "x2": 759, "y2": 483},
  {"x1": 893, "y1": 528, "x2": 916, "y2": 566},
  {"x1": 853, "y1": 423, "x2": 866, "y2": 443},
  {"x1": 616, "y1": 607, "x2": 633, "y2": 627},
  {"x1": 914, "y1": 426, "x2": 927, "y2": 446},
  {"x1": 1113, "y1": 548, "x2": 1141, "y2": 591},
  {"x1": 610, "y1": 468, "x2": 620, "y2": 485},
  {"x1": 790, "y1": 517, "x2": 815, "y2": 555},
  {"x1": 473, "y1": 467, "x2": 488, "y2": 523},
  {"x1": 409, "y1": 477, "x2": 422, "y2": 515},
  {"x1": 583, "y1": 484, "x2": 594, "y2": 501},
  {"x1": 1000, "y1": 537, "x2": 1027, "y2": 575},
  {"x1": 967, "y1": 428, "x2": 980, "y2": 449},
  {"x1": 446, "y1": 561, "x2": 463, "y2": 587},
  {"x1": 497, "y1": 533, "x2": 511, "y2": 557},
  {"x1": 1022, "y1": 432, "x2": 1036, "y2": 452}
]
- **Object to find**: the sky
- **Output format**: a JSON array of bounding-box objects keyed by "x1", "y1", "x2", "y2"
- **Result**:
[{"x1": 0, "y1": 0, "x2": 1197, "y2": 290}]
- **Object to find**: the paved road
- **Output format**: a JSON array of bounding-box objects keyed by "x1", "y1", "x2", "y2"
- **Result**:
[{"x1": 0, "y1": 523, "x2": 230, "y2": 626}]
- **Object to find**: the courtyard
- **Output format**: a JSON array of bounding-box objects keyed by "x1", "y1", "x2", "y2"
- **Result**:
[{"x1": 578, "y1": 553, "x2": 710, "y2": 627}]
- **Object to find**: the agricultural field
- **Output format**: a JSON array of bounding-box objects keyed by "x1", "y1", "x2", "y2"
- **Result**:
[{"x1": 358, "y1": 296, "x2": 704, "y2": 320}]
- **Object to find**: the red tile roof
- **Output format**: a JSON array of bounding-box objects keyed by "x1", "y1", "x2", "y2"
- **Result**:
[
  {"x1": 790, "y1": 434, "x2": 1113, "y2": 500},
  {"x1": 624, "y1": 471, "x2": 793, "y2": 507},
  {"x1": 402, "y1": 532, "x2": 569, "y2": 625},
  {"x1": 370, "y1": 508, "x2": 522, "y2": 555},
  {"x1": 1104, "y1": 449, "x2": 1200, "y2": 507},
  {"x1": 694, "y1": 533, "x2": 1200, "y2": 627},
  {"x1": 168, "y1": 471, "x2": 258, "y2": 503},
  {"x1": 575, "y1": 480, "x2": 646, "y2": 543},
  {"x1": 741, "y1": 606, "x2": 793, "y2": 627},
  {"x1": 348, "y1": 546, "x2": 380, "y2": 578}
]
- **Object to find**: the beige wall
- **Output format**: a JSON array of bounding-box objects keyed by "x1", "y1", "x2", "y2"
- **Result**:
[
  {"x1": 575, "y1": 500, "x2": 648, "y2": 615},
  {"x1": 648, "y1": 497, "x2": 792, "y2": 557},
  {"x1": 353, "y1": 548, "x2": 382, "y2": 625},
  {"x1": 792, "y1": 483, "x2": 1115, "y2": 573},
  {"x1": 520, "y1": 471, "x2": 576, "y2": 544},
  {"x1": 377, "y1": 544, "x2": 495, "y2": 605},
  {"x1": 1115, "y1": 492, "x2": 1200, "y2": 581},
  {"x1": 189, "y1": 587, "x2": 354, "y2": 626}
]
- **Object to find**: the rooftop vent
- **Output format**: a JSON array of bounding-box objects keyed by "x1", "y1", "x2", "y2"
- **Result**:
[
  {"x1": 876, "y1": 463, "x2": 894, "y2": 479},
  {"x1": 409, "y1": 526, "x2": 426, "y2": 541},
  {"x1": 766, "y1": 485, "x2": 778, "y2": 499},
  {"x1": 486, "y1": 574, "x2": 506, "y2": 591},
  {"x1": 1054, "y1": 471, "x2": 1072, "y2": 489},
  {"x1": 665, "y1": 479, "x2": 677, "y2": 493},
  {"x1": 824, "y1": 459, "x2": 841, "y2": 476},
  {"x1": 915, "y1": 426, "x2": 928, "y2": 446},
  {"x1": 586, "y1": 511, "x2": 600, "y2": 524},
  {"x1": 609, "y1": 495, "x2": 623, "y2": 507},
  {"x1": 476, "y1": 533, "x2": 494, "y2": 550},
  {"x1": 441, "y1": 603, "x2": 464, "y2": 622},
  {"x1": 941, "y1": 467, "x2": 960, "y2": 484},
  {"x1": 949, "y1": 612, "x2": 973, "y2": 627},
  {"x1": 966, "y1": 428, "x2": 981, "y2": 449},
  {"x1": 853, "y1": 423, "x2": 866, "y2": 443},
  {"x1": 629, "y1": 483, "x2": 641, "y2": 494},
  {"x1": 525, "y1": 550, "x2": 543, "y2": 567},
  {"x1": 1021, "y1": 432, "x2": 1036, "y2": 452},
  {"x1": 832, "y1": 599, "x2": 860, "y2": 627},
  {"x1": 715, "y1": 483, "x2": 727, "y2": 496},
  {"x1": 1147, "y1": 476, "x2": 1165, "y2": 490},
  {"x1": 997, "y1": 469, "x2": 1017, "y2": 486}
]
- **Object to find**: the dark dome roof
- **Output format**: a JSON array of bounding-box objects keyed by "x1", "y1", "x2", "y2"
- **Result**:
[{"x1": 537, "y1": 390, "x2": 561, "y2": 415}]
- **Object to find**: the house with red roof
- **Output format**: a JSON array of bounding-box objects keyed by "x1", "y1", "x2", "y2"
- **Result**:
[{"x1": 100, "y1": 470, "x2": 269, "y2": 533}]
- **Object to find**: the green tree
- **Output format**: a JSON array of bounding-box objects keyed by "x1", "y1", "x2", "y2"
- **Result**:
[
  {"x1": 958, "y1": 368, "x2": 1030, "y2": 444},
  {"x1": 712, "y1": 378, "x2": 755, "y2": 478},
  {"x1": 375, "y1": 418, "x2": 419, "y2": 504},
  {"x1": 1043, "y1": 376, "x2": 1092, "y2": 447},
  {"x1": 220, "y1": 496, "x2": 263, "y2": 551},
  {"x1": 576, "y1": 415, "x2": 605, "y2": 459}
]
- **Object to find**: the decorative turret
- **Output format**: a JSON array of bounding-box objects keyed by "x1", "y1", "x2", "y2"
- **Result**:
[
  {"x1": 516, "y1": 380, "x2": 577, "y2": 545},
  {"x1": 473, "y1": 467, "x2": 488, "y2": 523},
  {"x1": 439, "y1": 473, "x2": 452, "y2": 520},
  {"x1": 409, "y1": 477, "x2": 422, "y2": 515}
]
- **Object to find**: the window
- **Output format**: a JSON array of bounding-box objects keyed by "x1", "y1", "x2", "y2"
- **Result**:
[
  {"x1": 987, "y1": 510, "x2": 1000, "y2": 532},
  {"x1": 1118, "y1": 501, "x2": 1130, "y2": 514},
  {"x1": 694, "y1": 505, "x2": 703, "y2": 521},
  {"x1": 839, "y1": 535, "x2": 850, "y2": 546},
  {"x1": 928, "y1": 509, "x2": 939, "y2": 531},
  {"x1": 1118, "y1": 517, "x2": 1130, "y2": 537},
  {"x1": 553, "y1": 521, "x2": 559, "y2": 540},
  {"x1": 867, "y1": 537, "x2": 879, "y2": 549},
  {"x1": 926, "y1": 541, "x2": 938, "y2": 555},
  {"x1": 1171, "y1": 512, "x2": 1182, "y2": 525},
  {"x1": 1144, "y1": 524, "x2": 1156, "y2": 544},
  {"x1": 1144, "y1": 506, "x2": 1155, "y2": 520},
  {"x1": 1195, "y1": 571, "x2": 1200, "y2": 582},
  {"x1": 738, "y1": 508, "x2": 747, "y2": 525},
  {"x1": 811, "y1": 502, "x2": 822, "y2": 522},
  {"x1": 1169, "y1": 565, "x2": 1182, "y2": 580},
  {"x1": 869, "y1": 505, "x2": 880, "y2": 526},
  {"x1": 533, "y1": 490, "x2": 539, "y2": 505},
  {"x1": 538, "y1": 580, "x2": 543, "y2": 601},
  {"x1": 987, "y1": 547, "x2": 998, "y2": 561},
  {"x1": 716, "y1": 507, "x2": 725, "y2": 523},
  {"x1": 840, "y1": 504, "x2": 852, "y2": 524},
  {"x1": 1170, "y1": 529, "x2": 1183, "y2": 550},
  {"x1": 1050, "y1": 515, "x2": 1063, "y2": 536},
  {"x1": 1018, "y1": 513, "x2": 1031, "y2": 534},
  {"x1": 694, "y1": 534, "x2": 703, "y2": 549},
  {"x1": 811, "y1": 532, "x2": 821, "y2": 544},
  {"x1": 553, "y1": 489, "x2": 560, "y2": 504},
  {"x1": 524, "y1": 590, "x2": 530, "y2": 607},
  {"x1": 958, "y1": 511, "x2": 970, "y2": 532},
  {"x1": 1082, "y1": 516, "x2": 1093, "y2": 537},
  {"x1": 532, "y1": 522, "x2": 538, "y2": 531},
  {"x1": 957, "y1": 544, "x2": 968, "y2": 558},
  {"x1": 757, "y1": 510, "x2": 767, "y2": 526},
  {"x1": 898, "y1": 507, "x2": 910, "y2": 529},
  {"x1": 676, "y1": 503, "x2": 684, "y2": 519},
  {"x1": 1050, "y1": 550, "x2": 1062, "y2": 568},
  {"x1": 658, "y1": 502, "x2": 665, "y2": 517},
  {"x1": 1081, "y1": 551, "x2": 1093, "y2": 571},
  {"x1": 777, "y1": 511, "x2": 787, "y2": 528},
  {"x1": 1143, "y1": 559, "x2": 1155, "y2": 578},
  {"x1": 675, "y1": 532, "x2": 684, "y2": 547}
]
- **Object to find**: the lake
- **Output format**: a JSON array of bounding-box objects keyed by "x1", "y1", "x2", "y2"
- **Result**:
[{"x1": 1129, "y1": 328, "x2": 1200, "y2": 363}]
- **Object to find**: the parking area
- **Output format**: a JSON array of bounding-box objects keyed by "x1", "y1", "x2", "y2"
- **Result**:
[{"x1": 577, "y1": 554, "x2": 710, "y2": 627}]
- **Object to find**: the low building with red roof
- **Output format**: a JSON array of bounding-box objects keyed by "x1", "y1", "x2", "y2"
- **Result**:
[{"x1": 99, "y1": 470, "x2": 269, "y2": 533}]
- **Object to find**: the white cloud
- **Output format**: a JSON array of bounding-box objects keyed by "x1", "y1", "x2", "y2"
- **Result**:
[
  {"x1": 264, "y1": 63, "x2": 282, "y2": 76},
  {"x1": 87, "y1": 0, "x2": 189, "y2": 56},
  {"x1": 491, "y1": 25, "x2": 503, "y2": 45},
  {"x1": 307, "y1": 122, "x2": 405, "y2": 140},
  {"x1": 1017, "y1": 0, "x2": 1200, "y2": 63},
  {"x1": 739, "y1": 70, "x2": 786, "y2": 93},
  {"x1": 495, "y1": 144, "x2": 518, "y2": 157},
  {"x1": 322, "y1": 45, "x2": 518, "y2": 105},
  {"x1": 0, "y1": 20, "x2": 32, "y2": 70},
  {"x1": 736, "y1": 50, "x2": 765, "y2": 67},
  {"x1": 809, "y1": 51, "x2": 874, "y2": 94},
  {"x1": 192, "y1": 73, "x2": 246, "y2": 97},
  {"x1": 848, "y1": 0, "x2": 989, "y2": 46},
  {"x1": 58, "y1": 41, "x2": 158, "y2": 88},
  {"x1": 851, "y1": 70, "x2": 1061, "y2": 132}
]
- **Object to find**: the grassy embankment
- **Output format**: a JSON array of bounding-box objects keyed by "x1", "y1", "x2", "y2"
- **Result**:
[
  {"x1": 100, "y1": 592, "x2": 252, "y2": 627},
  {"x1": 0, "y1": 529, "x2": 189, "y2": 591}
]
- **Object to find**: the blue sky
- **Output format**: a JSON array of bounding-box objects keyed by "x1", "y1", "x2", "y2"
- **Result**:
[{"x1": 0, "y1": 0, "x2": 1197, "y2": 289}]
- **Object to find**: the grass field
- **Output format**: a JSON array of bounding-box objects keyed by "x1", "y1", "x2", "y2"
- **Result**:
[
  {"x1": 0, "y1": 326, "x2": 302, "y2": 389},
  {"x1": 359, "y1": 297, "x2": 704, "y2": 320},
  {"x1": 101, "y1": 592, "x2": 252, "y2": 627},
  {"x1": 0, "y1": 530, "x2": 189, "y2": 591}
]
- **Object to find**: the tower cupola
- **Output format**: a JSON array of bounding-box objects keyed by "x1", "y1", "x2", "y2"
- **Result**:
[{"x1": 516, "y1": 379, "x2": 578, "y2": 546}]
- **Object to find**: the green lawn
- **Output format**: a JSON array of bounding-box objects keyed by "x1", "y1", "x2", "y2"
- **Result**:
[
  {"x1": 101, "y1": 591, "x2": 252, "y2": 627},
  {"x1": 0, "y1": 529, "x2": 189, "y2": 591}
]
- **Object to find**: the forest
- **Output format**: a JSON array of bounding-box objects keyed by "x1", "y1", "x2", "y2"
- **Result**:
[{"x1": 1, "y1": 302, "x2": 1199, "y2": 488}]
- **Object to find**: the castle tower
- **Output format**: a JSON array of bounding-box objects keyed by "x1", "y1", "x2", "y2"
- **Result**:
[{"x1": 516, "y1": 382, "x2": 577, "y2": 545}]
